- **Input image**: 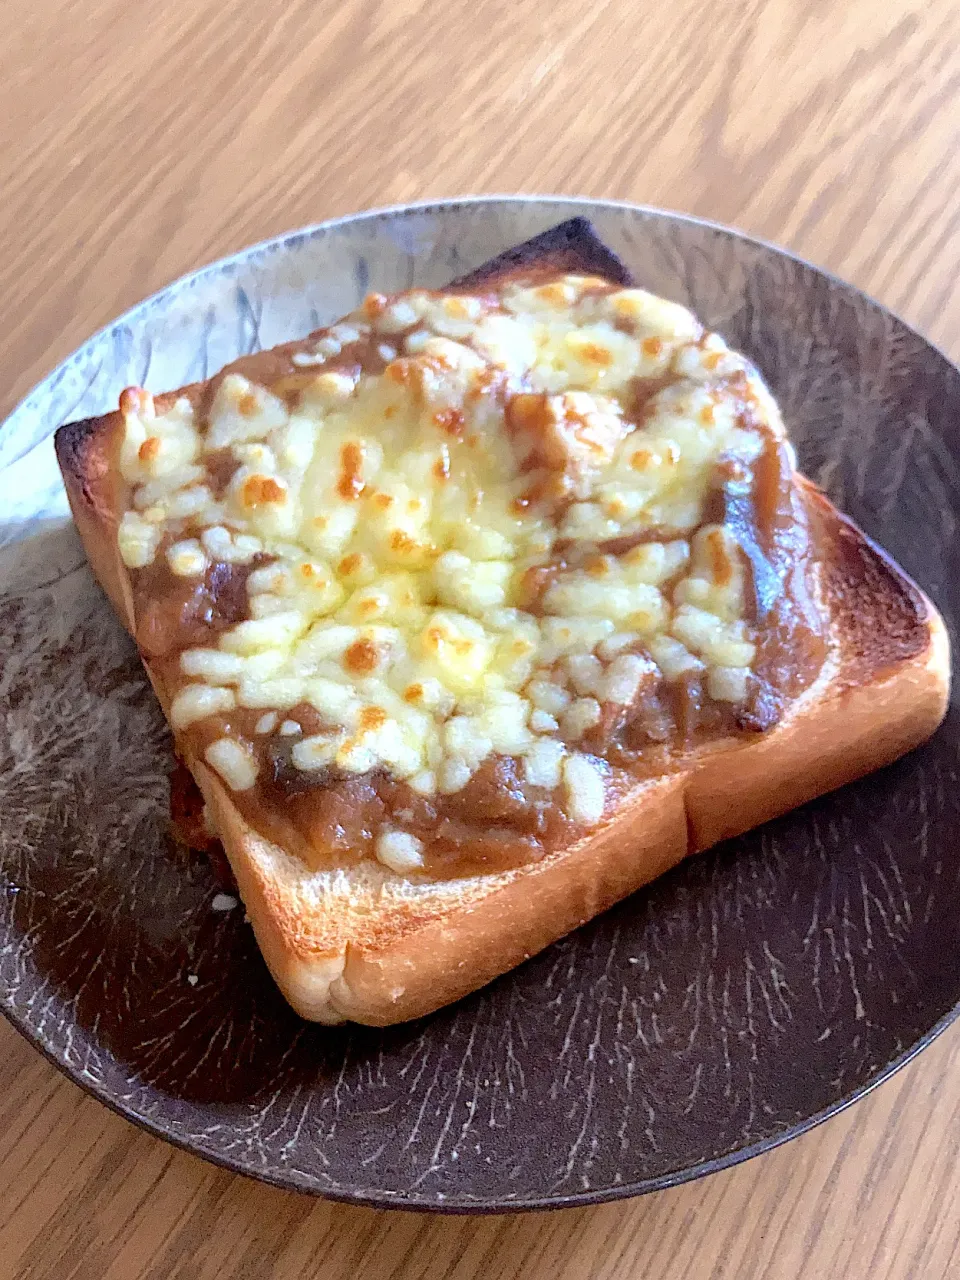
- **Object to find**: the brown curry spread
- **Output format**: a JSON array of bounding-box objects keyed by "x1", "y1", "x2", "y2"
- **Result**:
[{"x1": 130, "y1": 293, "x2": 828, "y2": 878}]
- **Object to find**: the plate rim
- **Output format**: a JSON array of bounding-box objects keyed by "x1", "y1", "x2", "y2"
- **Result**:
[
  {"x1": 8, "y1": 192, "x2": 960, "y2": 433},
  {"x1": 3, "y1": 194, "x2": 960, "y2": 1213},
  {"x1": 3, "y1": 977, "x2": 958, "y2": 1214}
]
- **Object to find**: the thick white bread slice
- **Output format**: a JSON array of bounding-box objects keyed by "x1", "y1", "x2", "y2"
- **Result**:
[{"x1": 54, "y1": 220, "x2": 950, "y2": 1025}]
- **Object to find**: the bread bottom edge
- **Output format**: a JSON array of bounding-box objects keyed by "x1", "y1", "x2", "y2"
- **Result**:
[{"x1": 206, "y1": 609, "x2": 948, "y2": 1027}]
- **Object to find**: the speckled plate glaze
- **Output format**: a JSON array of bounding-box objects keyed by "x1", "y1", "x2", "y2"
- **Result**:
[{"x1": 2, "y1": 197, "x2": 960, "y2": 1213}]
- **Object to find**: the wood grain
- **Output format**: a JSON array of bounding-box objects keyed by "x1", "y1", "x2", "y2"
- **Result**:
[{"x1": 3, "y1": 0, "x2": 960, "y2": 1274}]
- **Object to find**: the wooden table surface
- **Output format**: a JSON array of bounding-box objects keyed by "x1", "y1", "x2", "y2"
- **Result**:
[{"x1": 4, "y1": 0, "x2": 960, "y2": 1275}]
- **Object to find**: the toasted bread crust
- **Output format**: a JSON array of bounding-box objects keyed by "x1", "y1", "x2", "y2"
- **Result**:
[
  {"x1": 54, "y1": 222, "x2": 951, "y2": 1026},
  {"x1": 448, "y1": 216, "x2": 633, "y2": 290}
]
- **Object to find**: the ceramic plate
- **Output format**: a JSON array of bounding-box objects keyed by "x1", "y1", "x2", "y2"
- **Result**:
[{"x1": 2, "y1": 198, "x2": 959, "y2": 1212}]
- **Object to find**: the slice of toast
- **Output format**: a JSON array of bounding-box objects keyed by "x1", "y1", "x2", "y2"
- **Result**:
[{"x1": 55, "y1": 221, "x2": 950, "y2": 1026}]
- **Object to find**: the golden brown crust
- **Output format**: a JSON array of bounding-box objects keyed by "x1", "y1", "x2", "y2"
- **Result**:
[
  {"x1": 56, "y1": 414, "x2": 135, "y2": 632},
  {"x1": 685, "y1": 597, "x2": 949, "y2": 852},
  {"x1": 54, "y1": 231, "x2": 951, "y2": 1027}
]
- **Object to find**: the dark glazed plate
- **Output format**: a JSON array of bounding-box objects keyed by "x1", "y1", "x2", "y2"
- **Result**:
[{"x1": 1, "y1": 198, "x2": 959, "y2": 1212}]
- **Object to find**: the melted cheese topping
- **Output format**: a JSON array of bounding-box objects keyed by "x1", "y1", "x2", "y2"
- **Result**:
[{"x1": 117, "y1": 275, "x2": 784, "y2": 842}]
